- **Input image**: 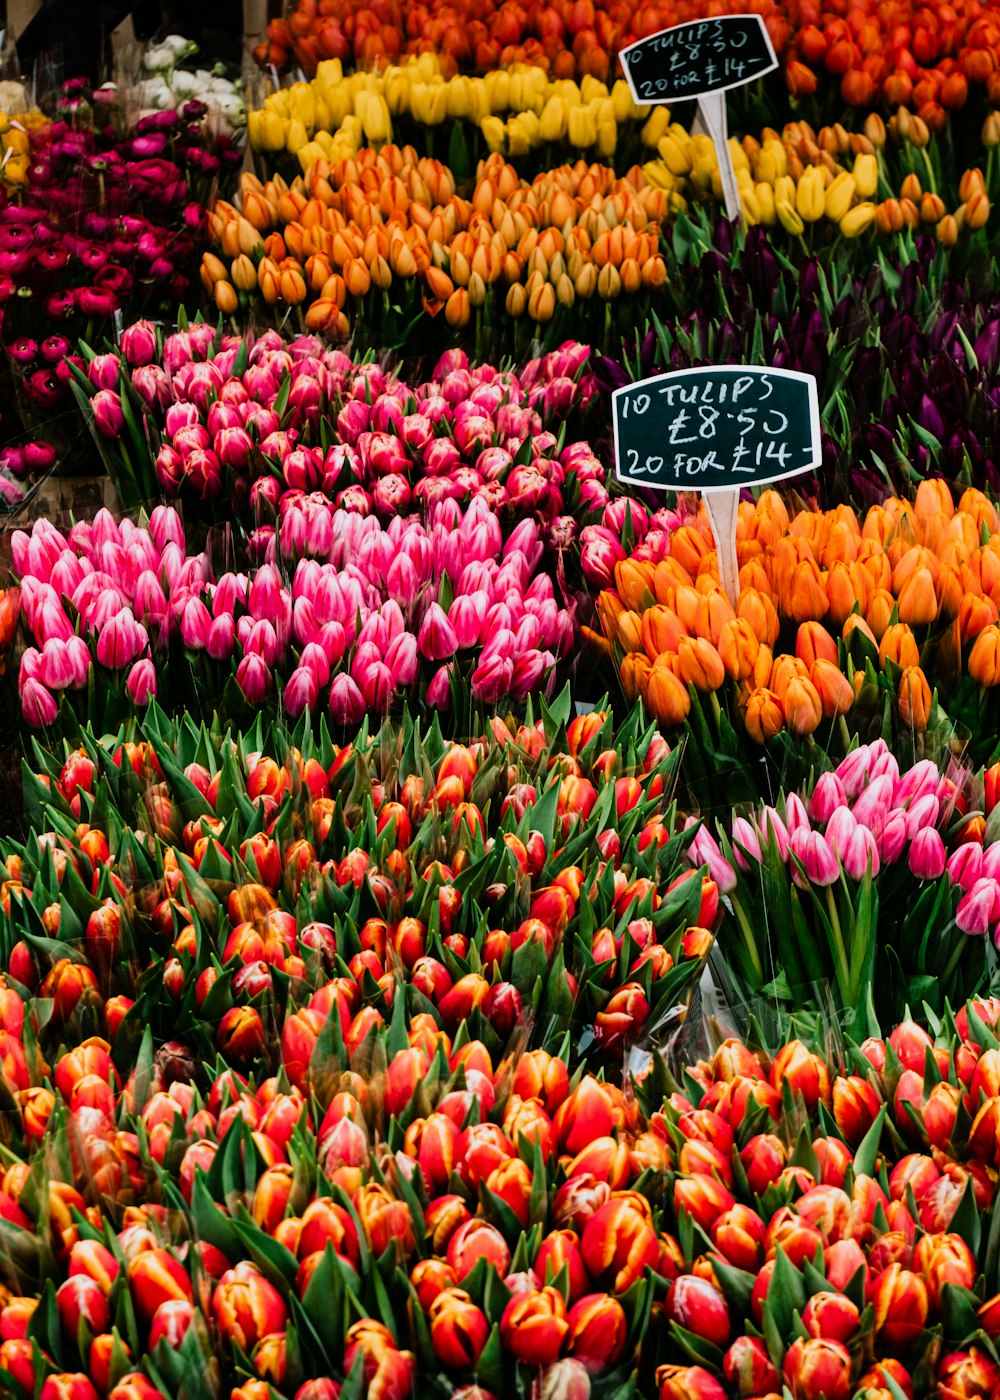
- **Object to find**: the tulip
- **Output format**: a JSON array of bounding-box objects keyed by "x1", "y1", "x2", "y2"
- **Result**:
[
  {"x1": 565, "y1": 1294, "x2": 627, "y2": 1373},
  {"x1": 500, "y1": 1287, "x2": 569, "y2": 1365},
  {"x1": 783, "y1": 1338, "x2": 852, "y2": 1400}
]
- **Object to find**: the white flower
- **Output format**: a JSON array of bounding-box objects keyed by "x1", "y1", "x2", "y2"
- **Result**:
[
  {"x1": 144, "y1": 46, "x2": 172, "y2": 71},
  {"x1": 163, "y1": 34, "x2": 196, "y2": 58},
  {"x1": 170, "y1": 69, "x2": 198, "y2": 97}
]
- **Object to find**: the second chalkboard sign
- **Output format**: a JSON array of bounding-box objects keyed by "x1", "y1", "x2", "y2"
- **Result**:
[
  {"x1": 619, "y1": 14, "x2": 778, "y2": 105},
  {"x1": 612, "y1": 366, "x2": 821, "y2": 494}
]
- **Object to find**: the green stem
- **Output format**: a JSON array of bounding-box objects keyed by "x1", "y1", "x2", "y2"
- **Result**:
[
  {"x1": 730, "y1": 894, "x2": 763, "y2": 981},
  {"x1": 939, "y1": 931, "x2": 968, "y2": 991},
  {"x1": 825, "y1": 883, "x2": 852, "y2": 1004},
  {"x1": 708, "y1": 689, "x2": 722, "y2": 739}
]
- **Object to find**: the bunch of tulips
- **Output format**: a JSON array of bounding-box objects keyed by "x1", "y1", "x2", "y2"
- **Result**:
[
  {"x1": 247, "y1": 57, "x2": 652, "y2": 177},
  {"x1": 9, "y1": 495, "x2": 586, "y2": 730},
  {"x1": 64, "y1": 323, "x2": 607, "y2": 515},
  {"x1": 598, "y1": 219, "x2": 1000, "y2": 506},
  {"x1": 256, "y1": 0, "x2": 1000, "y2": 128},
  {"x1": 690, "y1": 739, "x2": 1000, "y2": 1034},
  {"x1": 202, "y1": 155, "x2": 669, "y2": 353},
  {"x1": 596, "y1": 480, "x2": 1000, "y2": 812},
  {"x1": 8, "y1": 698, "x2": 710, "y2": 1066},
  {"x1": 5, "y1": 846, "x2": 1000, "y2": 1400}
]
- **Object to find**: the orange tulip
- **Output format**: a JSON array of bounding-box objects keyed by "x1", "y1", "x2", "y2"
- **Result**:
[
  {"x1": 645, "y1": 664, "x2": 690, "y2": 727},
  {"x1": 865, "y1": 588, "x2": 896, "y2": 641},
  {"x1": 810, "y1": 660, "x2": 854, "y2": 718},
  {"x1": 896, "y1": 567, "x2": 938, "y2": 625},
  {"x1": 614, "y1": 560, "x2": 656, "y2": 612},
  {"x1": 898, "y1": 666, "x2": 932, "y2": 730},
  {"x1": 795, "y1": 620, "x2": 838, "y2": 667},
  {"x1": 968, "y1": 625, "x2": 1000, "y2": 687},
  {"x1": 676, "y1": 637, "x2": 725, "y2": 693},
  {"x1": 641, "y1": 606, "x2": 686, "y2": 662},
  {"x1": 744, "y1": 688, "x2": 784, "y2": 744},
  {"x1": 718, "y1": 618, "x2": 760, "y2": 681},
  {"x1": 959, "y1": 592, "x2": 999, "y2": 645},
  {"x1": 878, "y1": 622, "x2": 920, "y2": 672},
  {"x1": 784, "y1": 561, "x2": 830, "y2": 624},
  {"x1": 783, "y1": 676, "x2": 824, "y2": 736}
]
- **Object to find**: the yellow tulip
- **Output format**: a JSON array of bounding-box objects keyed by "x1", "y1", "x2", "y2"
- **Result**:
[
  {"x1": 481, "y1": 116, "x2": 506, "y2": 153},
  {"x1": 824, "y1": 171, "x2": 856, "y2": 223},
  {"x1": 568, "y1": 104, "x2": 597, "y2": 148},
  {"x1": 657, "y1": 134, "x2": 691, "y2": 176},
  {"x1": 840, "y1": 202, "x2": 876, "y2": 237},
  {"x1": 539, "y1": 96, "x2": 567, "y2": 142},
  {"x1": 596, "y1": 120, "x2": 616, "y2": 159},
  {"x1": 852, "y1": 152, "x2": 878, "y2": 198},
  {"x1": 754, "y1": 182, "x2": 776, "y2": 225},
  {"x1": 776, "y1": 198, "x2": 805, "y2": 236},
  {"x1": 641, "y1": 106, "x2": 670, "y2": 147}
]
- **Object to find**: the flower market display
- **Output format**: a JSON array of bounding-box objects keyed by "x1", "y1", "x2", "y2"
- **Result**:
[{"x1": 9, "y1": 10, "x2": 1000, "y2": 1400}]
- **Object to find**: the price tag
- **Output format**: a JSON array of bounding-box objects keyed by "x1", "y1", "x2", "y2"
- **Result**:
[
  {"x1": 619, "y1": 15, "x2": 778, "y2": 222},
  {"x1": 612, "y1": 366, "x2": 821, "y2": 604}
]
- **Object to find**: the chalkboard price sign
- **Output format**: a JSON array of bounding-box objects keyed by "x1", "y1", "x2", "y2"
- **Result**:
[
  {"x1": 612, "y1": 366, "x2": 821, "y2": 494},
  {"x1": 619, "y1": 15, "x2": 778, "y2": 105}
]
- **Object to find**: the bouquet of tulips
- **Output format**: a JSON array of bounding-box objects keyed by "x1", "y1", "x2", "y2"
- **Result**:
[
  {"x1": 64, "y1": 323, "x2": 606, "y2": 515},
  {"x1": 598, "y1": 215, "x2": 1000, "y2": 507},
  {"x1": 7, "y1": 697, "x2": 712, "y2": 1073},
  {"x1": 5, "y1": 889, "x2": 1000, "y2": 1400},
  {"x1": 597, "y1": 479, "x2": 1000, "y2": 812},
  {"x1": 689, "y1": 739, "x2": 999, "y2": 1035},
  {"x1": 9, "y1": 495, "x2": 588, "y2": 732},
  {"x1": 201, "y1": 154, "x2": 669, "y2": 353}
]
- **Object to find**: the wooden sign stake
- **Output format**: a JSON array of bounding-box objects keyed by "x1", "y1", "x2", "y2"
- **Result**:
[
  {"x1": 703, "y1": 486, "x2": 741, "y2": 606},
  {"x1": 692, "y1": 92, "x2": 742, "y2": 224}
]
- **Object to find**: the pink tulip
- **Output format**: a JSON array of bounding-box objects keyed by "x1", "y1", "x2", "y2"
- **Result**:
[
  {"x1": 809, "y1": 772, "x2": 847, "y2": 823},
  {"x1": 841, "y1": 825, "x2": 880, "y2": 881},
  {"x1": 149, "y1": 505, "x2": 185, "y2": 553},
  {"x1": 425, "y1": 663, "x2": 453, "y2": 710},
  {"x1": 418, "y1": 603, "x2": 458, "y2": 662},
  {"x1": 908, "y1": 828, "x2": 946, "y2": 880},
  {"x1": 851, "y1": 774, "x2": 894, "y2": 837},
  {"x1": 386, "y1": 632, "x2": 418, "y2": 689},
  {"x1": 318, "y1": 622, "x2": 347, "y2": 666},
  {"x1": 892, "y1": 758, "x2": 939, "y2": 807},
  {"x1": 450, "y1": 591, "x2": 489, "y2": 649},
  {"x1": 730, "y1": 816, "x2": 762, "y2": 871},
  {"x1": 510, "y1": 648, "x2": 551, "y2": 702},
  {"x1": 329, "y1": 673, "x2": 366, "y2": 726},
  {"x1": 687, "y1": 824, "x2": 738, "y2": 894},
  {"x1": 834, "y1": 746, "x2": 872, "y2": 800},
  {"x1": 87, "y1": 353, "x2": 121, "y2": 391},
  {"x1": 956, "y1": 878, "x2": 999, "y2": 936},
  {"x1": 784, "y1": 792, "x2": 811, "y2": 834},
  {"x1": 283, "y1": 666, "x2": 319, "y2": 717},
  {"x1": 22, "y1": 677, "x2": 57, "y2": 727},
  {"x1": 299, "y1": 642, "x2": 331, "y2": 688},
  {"x1": 92, "y1": 390, "x2": 126, "y2": 439},
  {"x1": 236, "y1": 653, "x2": 271, "y2": 705},
  {"x1": 96, "y1": 608, "x2": 147, "y2": 669},
  {"x1": 121, "y1": 320, "x2": 157, "y2": 367},
  {"x1": 877, "y1": 808, "x2": 909, "y2": 864},
  {"x1": 471, "y1": 652, "x2": 514, "y2": 704},
  {"x1": 824, "y1": 805, "x2": 858, "y2": 860},
  {"x1": 216, "y1": 427, "x2": 253, "y2": 471},
  {"x1": 904, "y1": 793, "x2": 939, "y2": 838},
  {"x1": 207, "y1": 614, "x2": 236, "y2": 661},
  {"x1": 947, "y1": 842, "x2": 983, "y2": 892},
  {"x1": 132, "y1": 364, "x2": 172, "y2": 410},
  {"x1": 789, "y1": 828, "x2": 839, "y2": 888},
  {"x1": 126, "y1": 658, "x2": 157, "y2": 705},
  {"x1": 759, "y1": 807, "x2": 790, "y2": 859},
  {"x1": 179, "y1": 598, "x2": 212, "y2": 651}
]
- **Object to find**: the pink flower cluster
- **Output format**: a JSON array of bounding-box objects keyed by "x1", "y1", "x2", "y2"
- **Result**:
[
  {"x1": 11, "y1": 495, "x2": 575, "y2": 728},
  {"x1": 693, "y1": 739, "x2": 997, "y2": 936}
]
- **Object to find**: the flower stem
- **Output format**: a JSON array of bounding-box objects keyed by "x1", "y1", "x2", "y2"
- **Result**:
[{"x1": 825, "y1": 883, "x2": 852, "y2": 1006}]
